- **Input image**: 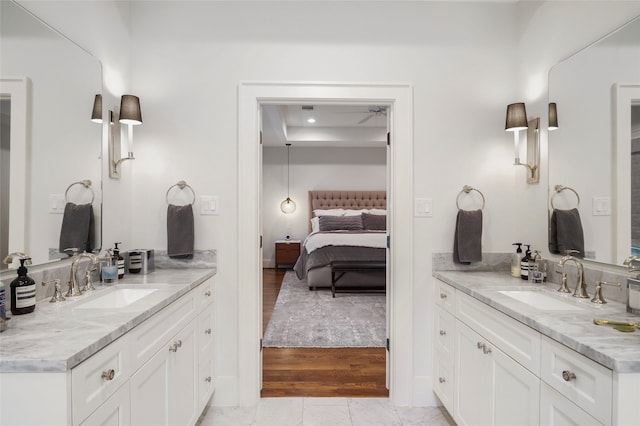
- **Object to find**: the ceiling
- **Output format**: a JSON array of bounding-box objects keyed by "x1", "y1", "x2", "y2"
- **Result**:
[{"x1": 261, "y1": 104, "x2": 388, "y2": 148}]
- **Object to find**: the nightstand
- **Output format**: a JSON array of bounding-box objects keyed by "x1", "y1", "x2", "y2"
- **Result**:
[{"x1": 275, "y1": 240, "x2": 301, "y2": 269}]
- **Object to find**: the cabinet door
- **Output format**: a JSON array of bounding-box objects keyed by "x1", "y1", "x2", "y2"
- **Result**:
[
  {"x1": 493, "y1": 339, "x2": 540, "y2": 426},
  {"x1": 130, "y1": 319, "x2": 198, "y2": 426},
  {"x1": 540, "y1": 382, "x2": 603, "y2": 426},
  {"x1": 168, "y1": 319, "x2": 198, "y2": 426},
  {"x1": 433, "y1": 306, "x2": 455, "y2": 412},
  {"x1": 455, "y1": 321, "x2": 492, "y2": 426},
  {"x1": 198, "y1": 304, "x2": 215, "y2": 412},
  {"x1": 80, "y1": 384, "x2": 130, "y2": 426}
]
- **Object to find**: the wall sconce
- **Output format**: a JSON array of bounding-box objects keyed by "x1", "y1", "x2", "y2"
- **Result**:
[
  {"x1": 548, "y1": 102, "x2": 559, "y2": 131},
  {"x1": 505, "y1": 102, "x2": 539, "y2": 183},
  {"x1": 109, "y1": 94, "x2": 142, "y2": 178},
  {"x1": 90, "y1": 94, "x2": 102, "y2": 123},
  {"x1": 280, "y1": 143, "x2": 296, "y2": 214}
]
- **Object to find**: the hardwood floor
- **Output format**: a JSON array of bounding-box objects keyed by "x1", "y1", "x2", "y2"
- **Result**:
[{"x1": 261, "y1": 268, "x2": 388, "y2": 398}]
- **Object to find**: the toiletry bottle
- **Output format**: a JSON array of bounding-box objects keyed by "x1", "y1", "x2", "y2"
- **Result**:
[
  {"x1": 102, "y1": 249, "x2": 118, "y2": 284},
  {"x1": 520, "y1": 245, "x2": 531, "y2": 281},
  {"x1": 114, "y1": 242, "x2": 125, "y2": 279},
  {"x1": 10, "y1": 257, "x2": 36, "y2": 315},
  {"x1": 511, "y1": 243, "x2": 522, "y2": 278},
  {"x1": 529, "y1": 250, "x2": 544, "y2": 283}
]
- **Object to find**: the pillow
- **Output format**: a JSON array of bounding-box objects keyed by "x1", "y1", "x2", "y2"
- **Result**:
[
  {"x1": 313, "y1": 208, "x2": 345, "y2": 217},
  {"x1": 362, "y1": 213, "x2": 386, "y2": 230},
  {"x1": 310, "y1": 217, "x2": 320, "y2": 233},
  {"x1": 368, "y1": 208, "x2": 387, "y2": 215},
  {"x1": 343, "y1": 209, "x2": 369, "y2": 216},
  {"x1": 318, "y1": 215, "x2": 363, "y2": 231}
]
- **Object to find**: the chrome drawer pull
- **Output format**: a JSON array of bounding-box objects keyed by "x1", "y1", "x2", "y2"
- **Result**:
[
  {"x1": 439, "y1": 377, "x2": 446, "y2": 383},
  {"x1": 204, "y1": 290, "x2": 212, "y2": 297},
  {"x1": 205, "y1": 328, "x2": 212, "y2": 335},
  {"x1": 440, "y1": 293, "x2": 447, "y2": 300},
  {"x1": 439, "y1": 330, "x2": 446, "y2": 336},
  {"x1": 169, "y1": 341, "x2": 180, "y2": 352},
  {"x1": 205, "y1": 376, "x2": 212, "y2": 383},
  {"x1": 477, "y1": 342, "x2": 485, "y2": 350},
  {"x1": 176, "y1": 340, "x2": 182, "y2": 348},
  {"x1": 482, "y1": 346, "x2": 492, "y2": 355},
  {"x1": 562, "y1": 370, "x2": 576, "y2": 382},
  {"x1": 101, "y1": 369, "x2": 115, "y2": 381}
]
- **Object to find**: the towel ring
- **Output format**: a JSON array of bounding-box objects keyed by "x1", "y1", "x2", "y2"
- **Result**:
[
  {"x1": 166, "y1": 180, "x2": 196, "y2": 205},
  {"x1": 551, "y1": 185, "x2": 580, "y2": 210},
  {"x1": 456, "y1": 185, "x2": 485, "y2": 210},
  {"x1": 64, "y1": 179, "x2": 94, "y2": 204}
]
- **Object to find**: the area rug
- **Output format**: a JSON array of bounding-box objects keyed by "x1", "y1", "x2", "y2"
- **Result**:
[{"x1": 262, "y1": 271, "x2": 386, "y2": 348}]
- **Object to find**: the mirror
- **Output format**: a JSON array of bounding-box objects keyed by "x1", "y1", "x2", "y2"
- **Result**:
[
  {"x1": 0, "y1": 1, "x2": 102, "y2": 269},
  {"x1": 548, "y1": 16, "x2": 640, "y2": 266}
]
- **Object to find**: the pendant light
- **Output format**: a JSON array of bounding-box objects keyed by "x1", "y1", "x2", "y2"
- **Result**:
[{"x1": 280, "y1": 143, "x2": 296, "y2": 214}]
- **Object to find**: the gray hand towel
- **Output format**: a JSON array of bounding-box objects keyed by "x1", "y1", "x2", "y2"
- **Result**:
[
  {"x1": 453, "y1": 209, "x2": 483, "y2": 264},
  {"x1": 549, "y1": 208, "x2": 584, "y2": 258},
  {"x1": 167, "y1": 203, "x2": 194, "y2": 259},
  {"x1": 59, "y1": 202, "x2": 94, "y2": 254}
]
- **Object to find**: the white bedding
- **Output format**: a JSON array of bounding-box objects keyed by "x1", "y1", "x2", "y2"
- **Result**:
[{"x1": 303, "y1": 231, "x2": 387, "y2": 254}]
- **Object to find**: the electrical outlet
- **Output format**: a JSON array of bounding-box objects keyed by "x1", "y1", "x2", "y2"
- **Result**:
[
  {"x1": 49, "y1": 194, "x2": 65, "y2": 213},
  {"x1": 200, "y1": 196, "x2": 219, "y2": 215},
  {"x1": 414, "y1": 198, "x2": 433, "y2": 217}
]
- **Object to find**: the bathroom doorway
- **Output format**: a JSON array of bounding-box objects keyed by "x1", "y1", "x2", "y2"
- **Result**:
[{"x1": 260, "y1": 103, "x2": 390, "y2": 396}]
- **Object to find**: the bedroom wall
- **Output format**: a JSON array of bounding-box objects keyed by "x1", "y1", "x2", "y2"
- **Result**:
[
  {"x1": 261, "y1": 146, "x2": 387, "y2": 267},
  {"x1": 13, "y1": 0, "x2": 640, "y2": 408}
]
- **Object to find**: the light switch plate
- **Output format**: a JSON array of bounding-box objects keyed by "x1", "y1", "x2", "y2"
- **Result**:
[
  {"x1": 49, "y1": 194, "x2": 65, "y2": 214},
  {"x1": 415, "y1": 198, "x2": 433, "y2": 217},
  {"x1": 200, "y1": 196, "x2": 219, "y2": 215},
  {"x1": 592, "y1": 196, "x2": 611, "y2": 216}
]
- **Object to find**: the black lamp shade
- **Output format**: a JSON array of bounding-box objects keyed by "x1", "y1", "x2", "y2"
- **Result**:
[
  {"x1": 91, "y1": 94, "x2": 102, "y2": 123},
  {"x1": 505, "y1": 102, "x2": 528, "y2": 131},
  {"x1": 549, "y1": 102, "x2": 559, "y2": 130},
  {"x1": 119, "y1": 94, "x2": 142, "y2": 125}
]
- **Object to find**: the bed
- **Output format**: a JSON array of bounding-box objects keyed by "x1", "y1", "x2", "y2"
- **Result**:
[{"x1": 293, "y1": 190, "x2": 387, "y2": 290}]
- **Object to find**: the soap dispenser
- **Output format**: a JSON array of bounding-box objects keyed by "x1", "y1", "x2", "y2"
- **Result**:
[
  {"x1": 528, "y1": 250, "x2": 545, "y2": 283},
  {"x1": 10, "y1": 257, "x2": 36, "y2": 315},
  {"x1": 520, "y1": 245, "x2": 531, "y2": 281},
  {"x1": 114, "y1": 242, "x2": 125, "y2": 279},
  {"x1": 101, "y1": 249, "x2": 118, "y2": 284},
  {"x1": 511, "y1": 243, "x2": 522, "y2": 278}
]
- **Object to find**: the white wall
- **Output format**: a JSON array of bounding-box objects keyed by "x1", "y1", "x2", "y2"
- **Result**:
[
  {"x1": 261, "y1": 146, "x2": 386, "y2": 267},
  {"x1": 12, "y1": 0, "x2": 640, "y2": 409}
]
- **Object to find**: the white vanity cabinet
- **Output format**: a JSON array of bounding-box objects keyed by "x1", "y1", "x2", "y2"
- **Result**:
[
  {"x1": 433, "y1": 280, "x2": 456, "y2": 412},
  {"x1": 0, "y1": 274, "x2": 216, "y2": 426}
]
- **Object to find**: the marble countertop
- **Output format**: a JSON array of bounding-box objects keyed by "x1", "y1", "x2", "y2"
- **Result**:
[
  {"x1": 434, "y1": 271, "x2": 640, "y2": 373},
  {"x1": 0, "y1": 268, "x2": 215, "y2": 373}
]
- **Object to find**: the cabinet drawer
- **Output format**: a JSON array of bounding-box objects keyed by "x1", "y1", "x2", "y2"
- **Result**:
[
  {"x1": 434, "y1": 279, "x2": 456, "y2": 313},
  {"x1": 433, "y1": 348, "x2": 454, "y2": 412},
  {"x1": 434, "y1": 306, "x2": 455, "y2": 356},
  {"x1": 540, "y1": 382, "x2": 603, "y2": 426},
  {"x1": 456, "y1": 292, "x2": 540, "y2": 375},
  {"x1": 541, "y1": 336, "x2": 612, "y2": 425},
  {"x1": 80, "y1": 383, "x2": 131, "y2": 426},
  {"x1": 129, "y1": 289, "x2": 197, "y2": 371},
  {"x1": 72, "y1": 334, "x2": 131, "y2": 425},
  {"x1": 198, "y1": 351, "x2": 215, "y2": 410},
  {"x1": 198, "y1": 305, "x2": 213, "y2": 353}
]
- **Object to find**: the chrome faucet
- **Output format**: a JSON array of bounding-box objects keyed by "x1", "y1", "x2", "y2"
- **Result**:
[
  {"x1": 67, "y1": 252, "x2": 100, "y2": 297},
  {"x1": 558, "y1": 250, "x2": 589, "y2": 298}
]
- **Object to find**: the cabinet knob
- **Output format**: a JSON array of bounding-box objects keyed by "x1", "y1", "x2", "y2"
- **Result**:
[
  {"x1": 438, "y1": 377, "x2": 446, "y2": 383},
  {"x1": 477, "y1": 341, "x2": 485, "y2": 350},
  {"x1": 169, "y1": 341, "x2": 182, "y2": 352},
  {"x1": 101, "y1": 369, "x2": 115, "y2": 381},
  {"x1": 204, "y1": 290, "x2": 212, "y2": 297},
  {"x1": 482, "y1": 346, "x2": 492, "y2": 355},
  {"x1": 205, "y1": 376, "x2": 212, "y2": 383},
  {"x1": 440, "y1": 293, "x2": 447, "y2": 300},
  {"x1": 439, "y1": 330, "x2": 446, "y2": 336},
  {"x1": 205, "y1": 328, "x2": 212, "y2": 335},
  {"x1": 562, "y1": 370, "x2": 576, "y2": 382}
]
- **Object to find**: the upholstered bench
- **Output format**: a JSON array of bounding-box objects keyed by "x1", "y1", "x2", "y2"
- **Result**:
[{"x1": 330, "y1": 260, "x2": 386, "y2": 297}]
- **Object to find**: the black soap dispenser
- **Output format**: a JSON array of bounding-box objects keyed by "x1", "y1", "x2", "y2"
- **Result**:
[
  {"x1": 114, "y1": 242, "x2": 125, "y2": 279},
  {"x1": 520, "y1": 245, "x2": 531, "y2": 281},
  {"x1": 10, "y1": 257, "x2": 36, "y2": 315}
]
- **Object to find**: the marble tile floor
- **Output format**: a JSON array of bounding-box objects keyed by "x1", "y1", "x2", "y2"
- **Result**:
[{"x1": 196, "y1": 397, "x2": 456, "y2": 426}]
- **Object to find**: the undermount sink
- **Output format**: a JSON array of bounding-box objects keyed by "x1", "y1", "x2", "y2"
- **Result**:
[
  {"x1": 74, "y1": 288, "x2": 158, "y2": 309},
  {"x1": 498, "y1": 290, "x2": 584, "y2": 311}
]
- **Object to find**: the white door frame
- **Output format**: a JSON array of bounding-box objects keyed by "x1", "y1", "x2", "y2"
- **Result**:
[{"x1": 238, "y1": 81, "x2": 413, "y2": 406}]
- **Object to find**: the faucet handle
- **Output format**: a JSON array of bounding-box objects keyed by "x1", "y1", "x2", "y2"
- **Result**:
[
  {"x1": 563, "y1": 249, "x2": 581, "y2": 258},
  {"x1": 591, "y1": 281, "x2": 621, "y2": 304},
  {"x1": 623, "y1": 256, "x2": 640, "y2": 272},
  {"x1": 43, "y1": 279, "x2": 65, "y2": 303}
]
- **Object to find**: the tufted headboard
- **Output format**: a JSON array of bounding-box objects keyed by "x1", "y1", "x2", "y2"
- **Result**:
[{"x1": 308, "y1": 190, "x2": 386, "y2": 231}]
